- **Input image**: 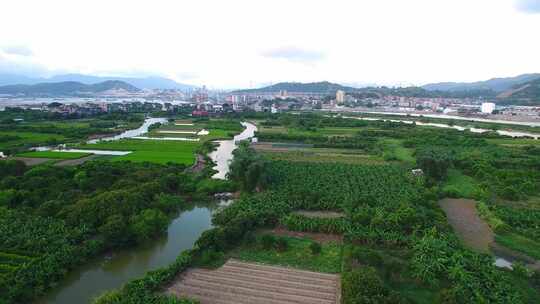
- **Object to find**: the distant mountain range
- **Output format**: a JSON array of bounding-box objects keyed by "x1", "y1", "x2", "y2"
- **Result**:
[
  {"x1": 0, "y1": 80, "x2": 140, "y2": 96},
  {"x1": 496, "y1": 78, "x2": 540, "y2": 106},
  {"x1": 0, "y1": 73, "x2": 196, "y2": 90},
  {"x1": 233, "y1": 81, "x2": 357, "y2": 94},
  {"x1": 422, "y1": 73, "x2": 540, "y2": 92}
]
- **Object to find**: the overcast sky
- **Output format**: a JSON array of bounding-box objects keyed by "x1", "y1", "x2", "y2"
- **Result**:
[{"x1": 1, "y1": 0, "x2": 539, "y2": 88}]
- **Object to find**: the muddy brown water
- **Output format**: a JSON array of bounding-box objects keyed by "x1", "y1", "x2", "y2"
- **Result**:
[{"x1": 438, "y1": 198, "x2": 494, "y2": 253}]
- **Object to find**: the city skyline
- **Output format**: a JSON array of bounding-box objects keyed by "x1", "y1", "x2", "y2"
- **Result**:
[{"x1": 1, "y1": 0, "x2": 539, "y2": 89}]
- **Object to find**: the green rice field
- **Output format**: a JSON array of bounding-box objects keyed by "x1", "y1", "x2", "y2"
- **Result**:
[{"x1": 75, "y1": 139, "x2": 200, "y2": 165}]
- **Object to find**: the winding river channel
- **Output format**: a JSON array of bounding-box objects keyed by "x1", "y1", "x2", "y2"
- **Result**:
[{"x1": 39, "y1": 120, "x2": 257, "y2": 304}]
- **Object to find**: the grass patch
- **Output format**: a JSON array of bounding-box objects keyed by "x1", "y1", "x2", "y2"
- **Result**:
[
  {"x1": 495, "y1": 232, "x2": 540, "y2": 260},
  {"x1": 442, "y1": 169, "x2": 483, "y2": 199},
  {"x1": 380, "y1": 139, "x2": 415, "y2": 163},
  {"x1": 17, "y1": 151, "x2": 90, "y2": 159},
  {"x1": 231, "y1": 235, "x2": 342, "y2": 273}
]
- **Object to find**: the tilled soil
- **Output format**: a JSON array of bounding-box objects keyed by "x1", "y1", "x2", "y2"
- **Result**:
[{"x1": 167, "y1": 259, "x2": 340, "y2": 304}]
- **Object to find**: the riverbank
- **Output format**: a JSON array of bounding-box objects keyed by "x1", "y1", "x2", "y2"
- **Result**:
[{"x1": 32, "y1": 120, "x2": 255, "y2": 304}]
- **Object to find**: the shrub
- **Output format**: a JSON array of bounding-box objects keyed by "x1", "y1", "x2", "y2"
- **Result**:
[
  {"x1": 275, "y1": 237, "x2": 289, "y2": 252},
  {"x1": 310, "y1": 242, "x2": 322, "y2": 255},
  {"x1": 511, "y1": 262, "x2": 530, "y2": 278},
  {"x1": 351, "y1": 247, "x2": 382, "y2": 267},
  {"x1": 342, "y1": 267, "x2": 389, "y2": 304},
  {"x1": 199, "y1": 249, "x2": 225, "y2": 268},
  {"x1": 260, "y1": 234, "x2": 276, "y2": 250},
  {"x1": 243, "y1": 231, "x2": 256, "y2": 245},
  {"x1": 531, "y1": 270, "x2": 540, "y2": 288}
]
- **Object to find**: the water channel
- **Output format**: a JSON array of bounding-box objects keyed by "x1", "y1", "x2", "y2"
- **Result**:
[
  {"x1": 342, "y1": 115, "x2": 540, "y2": 139},
  {"x1": 39, "y1": 121, "x2": 256, "y2": 304}
]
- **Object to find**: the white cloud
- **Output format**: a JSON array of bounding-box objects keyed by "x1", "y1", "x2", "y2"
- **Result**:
[
  {"x1": 1, "y1": 45, "x2": 33, "y2": 57},
  {"x1": 0, "y1": 0, "x2": 539, "y2": 88},
  {"x1": 261, "y1": 46, "x2": 325, "y2": 64},
  {"x1": 515, "y1": 0, "x2": 540, "y2": 13}
]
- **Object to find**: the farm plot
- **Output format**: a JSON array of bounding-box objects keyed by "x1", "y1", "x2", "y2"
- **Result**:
[
  {"x1": 74, "y1": 139, "x2": 200, "y2": 165},
  {"x1": 167, "y1": 259, "x2": 340, "y2": 304},
  {"x1": 253, "y1": 142, "x2": 385, "y2": 165},
  {"x1": 144, "y1": 119, "x2": 240, "y2": 142}
]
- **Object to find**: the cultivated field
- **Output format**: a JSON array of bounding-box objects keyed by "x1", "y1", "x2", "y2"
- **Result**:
[
  {"x1": 167, "y1": 259, "x2": 340, "y2": 304},
  {"x1": 75, "y1": 139, "x2": 200, "y2": 165}
]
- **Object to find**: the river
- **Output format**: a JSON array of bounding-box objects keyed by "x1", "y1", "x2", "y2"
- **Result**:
[
  {"x1": 209, "y1": 122, "x2": 258, "y2": 179},
  {"x1": 39, "y1": 121, "x2": 257, "y2": 303},
  {"x1": 340, "y1": 115, "x2": 540, "y2": 139}
]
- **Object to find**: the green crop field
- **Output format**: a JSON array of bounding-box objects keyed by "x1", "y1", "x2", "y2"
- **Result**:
[
  {"x1": 75, "y1": 139, "x2": 200, "y2": 165},
  {"x1": 16, "y1": 151, "x2": 91, "y2": 159}
]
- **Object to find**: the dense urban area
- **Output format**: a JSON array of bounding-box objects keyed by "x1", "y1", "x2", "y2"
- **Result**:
[{"x1": 0, "y1": 74, "x2": 539, "y2": 304}]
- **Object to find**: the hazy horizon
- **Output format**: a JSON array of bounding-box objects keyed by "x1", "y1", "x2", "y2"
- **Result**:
[{"x1": 1, "y1": 0, "x2": 539, "y2": 89}]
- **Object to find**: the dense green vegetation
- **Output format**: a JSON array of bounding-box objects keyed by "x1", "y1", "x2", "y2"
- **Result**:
[
  {"x1": 0, "y1": 109, "x2": 144, "y2": 154},
  {"x1": 2, "y1": 112, "x2": 540, "y2": 304},
  {"x1": 0, "y1": 158, "x2": 230, "y2": 303}
]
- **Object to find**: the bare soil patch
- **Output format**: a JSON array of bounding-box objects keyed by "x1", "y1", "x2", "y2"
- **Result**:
[
  {"x1": 439, "y1": 198, "x2": 494, "y2": 253},
  {"x1": 167, "y1": 259, "x2": 340, "y2": 304},
  {"x1": 189, "y1": 154, "x2": 206, "y2": 173}
]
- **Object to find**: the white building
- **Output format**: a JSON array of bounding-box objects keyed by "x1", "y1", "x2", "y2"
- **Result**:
[
  {"x1": 336, "y1": 90, "x2": 345, "y2": 104},
  {"x1": 481, "y1": 102, "x2": 496, "y2": 114}
]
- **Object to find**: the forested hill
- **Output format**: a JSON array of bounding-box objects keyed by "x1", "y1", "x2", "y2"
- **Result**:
[
  {"x1": 423, "y1": 73, "x2": 540, "y2": 92},
  {"x1": 497, "y1": 78, "x2": 540, "y2": 106},
  {"x1": 233, "y1": 81, "x2": 496, "y2": 99},
  {"x1": 0, "y1": 80, "x2": 140, "y2": 96},
  {"x1": 233, "y1": 81, "x2": 358, "y2": 94}
]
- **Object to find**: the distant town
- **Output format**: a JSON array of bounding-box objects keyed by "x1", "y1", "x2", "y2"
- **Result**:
[{"x1": 1, "y1": 83, "x2": 539, "y2": 125}]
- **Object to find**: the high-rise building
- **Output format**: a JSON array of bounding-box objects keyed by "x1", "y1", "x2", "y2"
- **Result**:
[
  {"x1": 336, "y1": 90, "x2": 345, "y2": 103},
  {"x1": 481, "y1": 102, "x2": 495, "y2": 114}
]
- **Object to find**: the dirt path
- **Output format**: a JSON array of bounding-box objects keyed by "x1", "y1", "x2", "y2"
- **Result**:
[
  {"x1": 438, "y1": 198, "x2": 494, "y2": 253},
  {"x1": 54, "y1": 155, "x2": 100, "y2": 167},
  {"x1": 167, "y1": 259, "x2": 340, "y2": 304}
]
